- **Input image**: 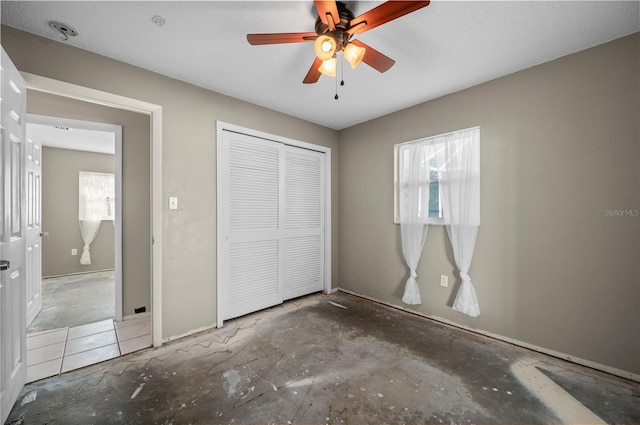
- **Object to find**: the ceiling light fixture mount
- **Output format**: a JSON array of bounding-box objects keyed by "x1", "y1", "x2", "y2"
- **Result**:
[{"x1": 48, "y1": 20, "x2": 78, "y2": 42}]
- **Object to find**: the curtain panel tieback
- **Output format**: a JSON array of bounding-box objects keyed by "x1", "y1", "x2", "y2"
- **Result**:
[
  {"x1": 452, "y1": 276, "x2": 480, "y2": 318},
  {"x1": 80, "y1": 244, "x2": 91, "y2": 265},
  {"x1": 78, "y1": 219, "x2": 102, "y2": 266},
  {"x1": 402, "y1": 269, "x2": 422, "y2": 305}
]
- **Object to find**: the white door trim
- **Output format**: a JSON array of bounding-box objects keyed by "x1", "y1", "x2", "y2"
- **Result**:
[
  {"x1": 27, "y1": 114, "x2": 124, "y2": 321},
  {"x1": 21, "y1": 72, "x2": 164, "y2": 347},
  {"x1": 215, "y1": 121, "x2": 332, "y2": 328}
]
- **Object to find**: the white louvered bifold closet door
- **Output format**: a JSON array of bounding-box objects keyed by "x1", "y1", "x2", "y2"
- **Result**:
[
  {"x1": 221, "y1": 131, "x2": 284, "y2": 320},
  {"x1": 220, "y1": 131, "x2": 325, "y2": 321},
  {"x1": 283, "y1": 146, "x2": 324, "y2": 300}
]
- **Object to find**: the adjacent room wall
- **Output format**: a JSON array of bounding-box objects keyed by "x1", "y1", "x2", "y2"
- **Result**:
[
  {"x1": 28, "y1": 90, "x2": 151, "y2": 317},
  {"x1": 338, "y1": 33, "x2": 640, "y2": 375},
  {"x1": 1, "y1": 25, "x2": 340, "y2": 339},
  {"x1": 41, "y1": 146, "x2": 115, "y2": 277}
]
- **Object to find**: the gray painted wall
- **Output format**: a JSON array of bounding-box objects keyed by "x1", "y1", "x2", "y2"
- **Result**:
[
  {"x1": 338, "y1": 33, "x2": 639, "y2": 375},
  {"x1": 27, "y1": 90, "x2": 151, "y2": 317},
  {"x1": 41, "y1": 147, "x2": 115, "y2": 277},
  {"x1": 1, "y1": 25, "x2": 340, "y2": 339}
]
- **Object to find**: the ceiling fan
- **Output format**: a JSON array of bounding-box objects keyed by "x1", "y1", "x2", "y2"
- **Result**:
[{"x1": 247, "y1": 1, "x2": 431, "y2": 84}]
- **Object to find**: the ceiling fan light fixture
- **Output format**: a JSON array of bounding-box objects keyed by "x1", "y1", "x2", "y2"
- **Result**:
[
  {"x1": 314, "y1": 35, "x2": 337, "y2": 61},
  {"x1": 247, "y1": 0, "x2": 431, "y2": 84},
  {"x1": 343, "y1": 42, "x2": 365, "y2": 68},
  {"x1": 318, "y1": 57, "x2": 337, "y2": 77}
]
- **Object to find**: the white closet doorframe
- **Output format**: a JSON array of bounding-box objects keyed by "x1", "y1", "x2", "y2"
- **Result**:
[{"x1": 216, "y1": 121, "x2": 332, "y2": 328}]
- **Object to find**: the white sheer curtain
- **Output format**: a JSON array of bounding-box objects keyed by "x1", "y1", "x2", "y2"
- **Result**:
[
  {"x1": 79, "y1": 171, "x2": 115, "y2": 265},
  {"x1": 398, "y1": 141, "x2": 436, "y2": 305},
  {"x1": 440, "y1": 127, "x2": 481, "y2": 317}
]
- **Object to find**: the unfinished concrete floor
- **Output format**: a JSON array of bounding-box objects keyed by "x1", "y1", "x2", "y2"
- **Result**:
[
  {"x1": 28, "y1": 271, "x2": 115, "y2": 333},
  {"x1": 6, "y1": 293, "x2": 639, "y2": 425}
]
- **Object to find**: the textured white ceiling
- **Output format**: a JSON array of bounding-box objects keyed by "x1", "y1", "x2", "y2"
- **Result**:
[{"x1": 3, "y1": 1, "x2": 639, "y2": 130}]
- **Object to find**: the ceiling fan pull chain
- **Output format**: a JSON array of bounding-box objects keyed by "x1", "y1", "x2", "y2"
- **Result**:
[{"x1": 335, "y1": 58, "x2": 339, "y2": 100}]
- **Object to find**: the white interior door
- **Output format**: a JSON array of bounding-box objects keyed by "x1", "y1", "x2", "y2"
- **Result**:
[
  {"x1": 219, "y1": 129, "x2": 326, "y2": 324},
  {"x1": 1, "y1": 47, "x2": 28, "y2": 425},
  {"x1": 25, "y1": 127, "x2": 42, "y2": 326},
  {"x1": 283, "y1": 146, "x2": 325, "y2": 300},
  {"x1": 220, "y1": 131, "x2": 283, "y2": 321}
]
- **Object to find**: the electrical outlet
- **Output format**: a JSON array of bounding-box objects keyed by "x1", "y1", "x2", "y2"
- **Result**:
[
  {"x1": 440, "y1": 275, "x2": 448, "y2": 287},
  {"x1": 71, "y1": 248, "x2": 77, "y2": 256}
]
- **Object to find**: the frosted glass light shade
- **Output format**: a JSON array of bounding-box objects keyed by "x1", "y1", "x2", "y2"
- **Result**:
[
  {"x1": 343, "y1": 43, "x2": 365, "y2": 68},
  {"x1": 314, "y1": 35, "x2": 337, "y2": 61},
  {"x1": 318, "y1": 58, "x2": 337, "y2": 77}
]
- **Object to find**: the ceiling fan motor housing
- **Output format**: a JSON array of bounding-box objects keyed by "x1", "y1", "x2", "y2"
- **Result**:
[{"x1": 314, "y1": 1, "x2": 355, "y2": 52}]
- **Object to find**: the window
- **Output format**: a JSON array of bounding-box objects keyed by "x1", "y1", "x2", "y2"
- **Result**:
[
  {"x1": 395, "y1": 127, "x2": 481, "y2": 315},
  {"x1": 79, "y1": 171, "x2": 115, "y2": 221},
  {"x1": 394, "y1": 138, "x2": 446, "y2": 225},
  {"x1": 394, "y1": 127, "x2": 480, "y2": 226}
]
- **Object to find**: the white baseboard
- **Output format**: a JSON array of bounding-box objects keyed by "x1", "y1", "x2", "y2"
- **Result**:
[
  {"x1": 162, "y1": 323, "x2": 218, "y2": 344},
  {"x1": 122, "y1": 311, "x2": 151, "y2": 321},
  {"x1": 43, "y1": 269, "x2": 115, "y2": 279},
  {"x1": 337, "y1": 288, "x2": 640, "y2": 383}
]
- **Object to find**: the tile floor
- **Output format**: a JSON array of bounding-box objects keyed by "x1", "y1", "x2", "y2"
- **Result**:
[{"x1": 26, "y1": 316, "x2": 151, "y2": 383}]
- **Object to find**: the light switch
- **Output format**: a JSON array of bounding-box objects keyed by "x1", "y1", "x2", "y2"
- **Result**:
[{"x1": 169, "y1": 196, "x2": 178, "y2": 210}]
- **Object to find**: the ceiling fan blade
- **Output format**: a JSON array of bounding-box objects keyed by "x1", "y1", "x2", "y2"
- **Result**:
[
  {"x1": 348, "y1": 1, "x2": 430, "y2": 35},
  {"x1": 247, "y1": 32, "x2": 318, "y2": 45},
  {"x1": 351, "y1": 39, "x2": 395, "y2": 73},
  {"x1": 303, "y1": 57, "x2": 323, "y2": 84},
  {"x1": 314, "y1": 1, "x2": 340, "y2": 30}
]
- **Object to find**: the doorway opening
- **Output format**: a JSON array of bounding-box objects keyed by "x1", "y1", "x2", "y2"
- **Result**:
[
  {"x1": 1, "y1": 64, "x2": 162, "y2": 416},
  {"x1": 22, "y1": 72, "x2": 163, "y2": 350},
  {"x1": 23, "y1": 114, "x2": 150, "y2": 382},
  {"x1": 27, "y1": 115, "x2": 122, "y2": 331}
]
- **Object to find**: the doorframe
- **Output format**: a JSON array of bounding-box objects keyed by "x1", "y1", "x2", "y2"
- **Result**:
[
  {"x1": 215, "y1": 121, "x2": 332, "y2": 328},
  {"x1": 22, "y1": 72, "x2": 164, "y2": 347},
  {"x1": 27, "y1": 114, "x2": 124, "y2": 321}
]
